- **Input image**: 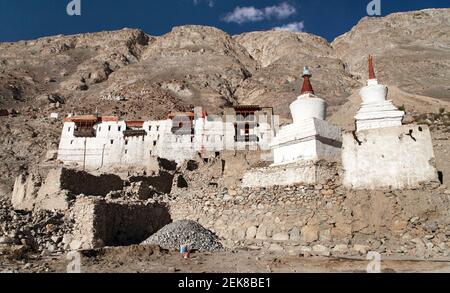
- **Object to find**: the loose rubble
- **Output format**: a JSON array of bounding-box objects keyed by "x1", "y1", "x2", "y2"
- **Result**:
[{"x1": 0, "y1": 197, "x2": 73, "y2": 257}]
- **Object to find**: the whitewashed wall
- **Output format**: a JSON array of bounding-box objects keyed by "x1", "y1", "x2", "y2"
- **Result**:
[
  {"x1": 271, "y1": 118, "x2": 342, "y2": 165},
  {"x1": 342, "y1": 125, "x2": 438, "y2": 189},
  {"x1": 58, "y1": 117, "x2": 275, "y2": 170}
]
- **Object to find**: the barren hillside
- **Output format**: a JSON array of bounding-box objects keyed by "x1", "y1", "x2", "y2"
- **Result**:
[{"x1": 332, "y1": 9, "x2": 450, "y2": 101}]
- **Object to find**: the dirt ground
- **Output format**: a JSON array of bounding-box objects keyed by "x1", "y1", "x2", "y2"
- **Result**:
[{"x1": 1, "y1": 246, "x2": 450, "y2": 273}]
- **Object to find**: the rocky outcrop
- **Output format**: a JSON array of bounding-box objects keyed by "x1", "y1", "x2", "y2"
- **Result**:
[
  {"x1": 234, "y1": 30, "x2": 358, "y2": 117},
  {"x1": 332, "y1": 9, "x2": 450, "y2": 100}
]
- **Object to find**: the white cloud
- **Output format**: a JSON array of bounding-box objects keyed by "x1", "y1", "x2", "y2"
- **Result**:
[
  {"x1": 264, "y1": 2, "x2": 297, "y2": 19},
  {"x1": 222, "y1": 2, "x2": 296, "y2": 24},
  {"x1": 274, "y1": 21, "x2": 305, "y2": 32},
  {"x1": 223, "y1": 7, "x2": 265, "y2": 24},
  {"x1": 193, "y1": 0, "x2": 215, "y2": 8}
]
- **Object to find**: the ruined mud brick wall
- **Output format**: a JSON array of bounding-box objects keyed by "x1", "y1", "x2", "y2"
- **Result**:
[
  {"x1": 167, "y1": 183, "x2": 450, "y2": 258},
  {"x1": 58, "y1": 168, "x2": 123, "y2": 196},
  {"x1": 12, "y1": 168, "x2": 124, "y2": 211},
  {"x1": 242, "y1": 161, "x2": 339, "y2": 188},
  {"x1": 342, "y1": 125, "x2": 439, "y2": 189},
  {"x1": 12, "y1": 166, "x2": 179, "y2": 212},
  {"x1": 71, "y1": 197, "x2": 171, "y2": 249},
  {"x1": 129, "y1": 171, "x2": 174, "y2": 195}
]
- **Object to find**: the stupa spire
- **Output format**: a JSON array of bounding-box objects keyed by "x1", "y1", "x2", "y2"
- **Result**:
[
  {"x1": 368, "y1": 55, "x2": 376, "y2": 80},
  {"x1": 301, "y1": 66, "x2": 314, "y2": 95}
]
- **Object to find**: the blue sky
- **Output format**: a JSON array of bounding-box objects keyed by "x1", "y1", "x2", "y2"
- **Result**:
[{"x1": 0, "y1": 0, "x2": 448, "y2": 42}]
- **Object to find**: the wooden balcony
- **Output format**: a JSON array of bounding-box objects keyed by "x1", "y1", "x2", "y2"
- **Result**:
[{"x1": 123, "y1": 129, "x2": 148, "y2": 137}]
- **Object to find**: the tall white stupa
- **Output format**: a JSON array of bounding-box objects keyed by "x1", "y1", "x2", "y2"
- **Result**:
[
  {"x1": 355, "y1": 55, "x2": 405, "y2": 132},
  {"x1": 271, "y1": 67, "x2": 342, "y2": 166}
]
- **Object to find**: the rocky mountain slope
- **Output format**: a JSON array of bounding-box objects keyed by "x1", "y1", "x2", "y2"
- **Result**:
[
  {"x1": 234, "y1": 31, "x2": 358, "y2": 117},
  {"x1": 333, "y1": 9, "x2": 450, "y2": 101},
  {"x1": 0, "y1": 8, "x2": 449, "y2": 190}
]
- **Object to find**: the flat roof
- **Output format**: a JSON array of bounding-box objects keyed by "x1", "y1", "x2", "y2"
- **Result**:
[{"x1": 64, "y1": 115, "x2": 119, "y2": 123}]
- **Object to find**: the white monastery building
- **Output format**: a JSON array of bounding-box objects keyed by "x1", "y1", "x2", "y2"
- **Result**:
[{"x1": 58, "y1": 105, "x2": 275, "y2": 171}]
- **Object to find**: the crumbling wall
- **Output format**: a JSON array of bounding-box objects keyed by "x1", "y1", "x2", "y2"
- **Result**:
[
  {"x1": 170, "y1": 151, "x2": 271, "y2": 191},
  {"x1": 129, "y1": 171, "x2": 174, "y2": 195},
  {"x1": 11, "y1": 173, "x2": 41, "y2": 211},
  {"x1": 242, "y1": 161, "x2": 339, "y2": 188},
  {"x1": 342, "y1": 125, "x2": 439, "y2": 189},
  {"x1": 59, "y1": 168, "x2": 123, "y2": 196},
  {"x1": 71, "y1": 197, "x2": 172, "y2": 249},
  {"x1": 11, "y1": 168, "x2": 124, "y2": 211}
]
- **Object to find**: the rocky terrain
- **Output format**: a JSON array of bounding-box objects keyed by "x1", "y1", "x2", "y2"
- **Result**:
[{"x1": 0, "y1": 9, "x2": 450, "y2": 273}]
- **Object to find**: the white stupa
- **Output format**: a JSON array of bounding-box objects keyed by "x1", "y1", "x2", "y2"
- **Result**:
[
  {"x1": 355, "y1": 55, "x2": 405, "y2": 132},
  {"x1": 271, "y1": 67, "x2": 342, "y2": 166}
]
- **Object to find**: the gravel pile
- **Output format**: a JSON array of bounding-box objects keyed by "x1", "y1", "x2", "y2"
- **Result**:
[{"x1": 141, "y1": 220, "x2": 224, "y2": 252}]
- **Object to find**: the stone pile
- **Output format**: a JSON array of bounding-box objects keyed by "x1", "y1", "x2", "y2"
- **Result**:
[
  {"x1": 0, "y1": 197, "x2": 73, "y2": 257},
  {"x1": 141, "y1": 220, "x2": 224, "y2": 252}
]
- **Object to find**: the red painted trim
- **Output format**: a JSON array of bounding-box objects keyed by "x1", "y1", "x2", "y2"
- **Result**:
[
  {"x1": 125, "y1": 121, "x2": 145, "y2": 127},
  {"x1": 301, "y1": 76, "x2": 314, "y2": 95},
  {"x1": 368, "y1": 55, "x2": 376, "y2": 80}
]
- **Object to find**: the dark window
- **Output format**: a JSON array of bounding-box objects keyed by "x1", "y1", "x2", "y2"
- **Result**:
[
  {"x1": 153, "y1": 141, "x2": 157, "y2": 146},
  {"x1": 156, "y1": 126, "x2": 160, "y2": 131},
  {"x1": 118, "y1": 126, "x2": 122, "y2": 131},
  {"x1": 110, "y1": 140, "x2": 114, "y2": 145},
  {"x1": 125, "y1": 149, "x2": 128, "y2": 154},
  {"x1": 125, "y1": 140, "x2": 128, "y2": 145},
  {"x1": 149, "y1": 126, "x2": 152, "y2": 131},
  {"x1": 108, "y1": 126, "x2": 111, "y2": 131},
  {"x1": 68, "y1": 127, "x2": 71, "y2": 132}
]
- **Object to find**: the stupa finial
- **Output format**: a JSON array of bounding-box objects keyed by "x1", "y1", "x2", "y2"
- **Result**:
[{"x1": 301, "y1": 66, "x2": 314, "y2": 95}]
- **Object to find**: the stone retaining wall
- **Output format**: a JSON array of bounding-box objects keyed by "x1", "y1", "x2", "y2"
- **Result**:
[{"x1": 167, "y1": 183, "x2": 450, "y2": 258}]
